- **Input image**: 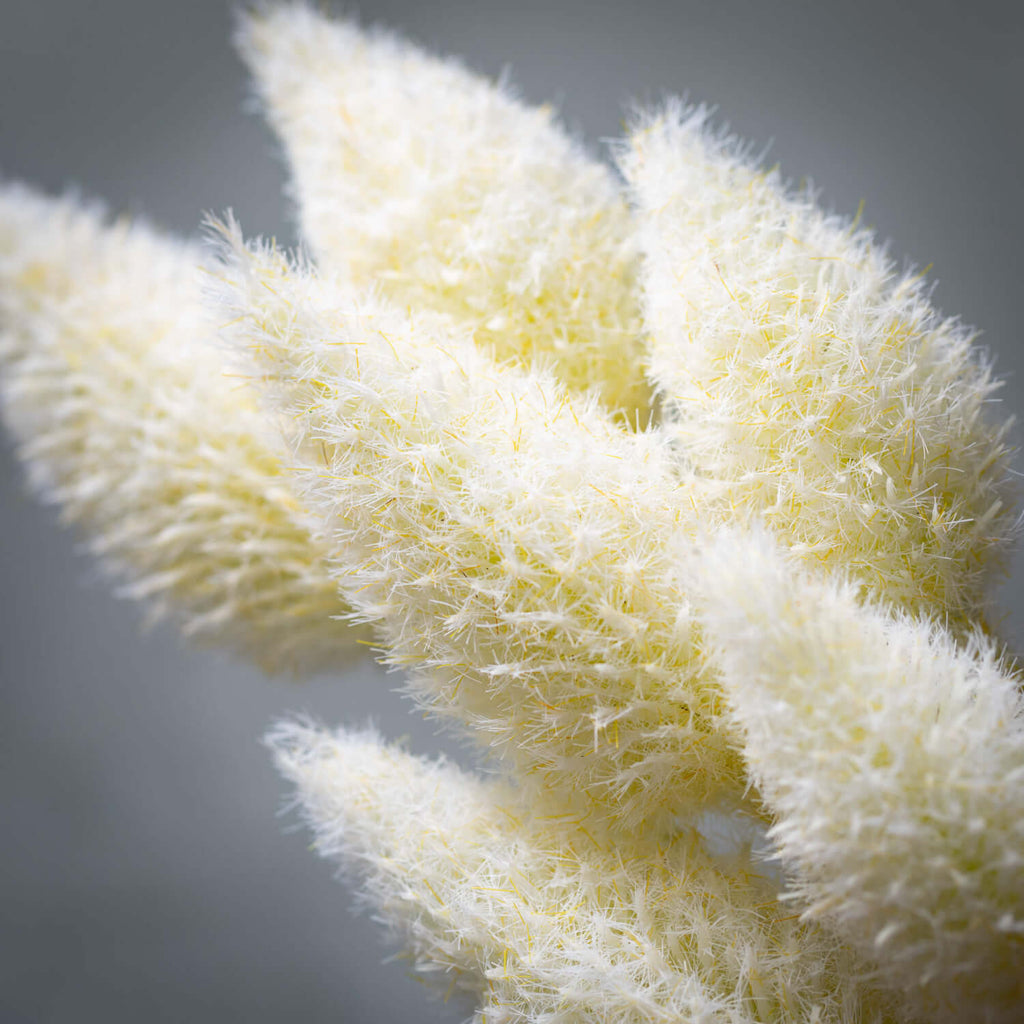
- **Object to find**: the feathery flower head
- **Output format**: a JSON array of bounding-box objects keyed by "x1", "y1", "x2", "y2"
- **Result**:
[{"x1": 2, "y1": 4, "x2": 1021, "y2": 1022}]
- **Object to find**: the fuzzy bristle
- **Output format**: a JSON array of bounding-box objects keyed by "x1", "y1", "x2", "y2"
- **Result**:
[
  {"x1": 2, "y1": 7, "x2": 1021, "y2": 1022},
  {"x1": 212, "y1": 224, "x2": 751, "y2": 837},
  {"x1": 696, "y1": 528, "x2": 1024, "y2": 1022},
  {"x1": 271, "y1": 720, "x2": 899, "y2": 1024},
  {"x1": 621, "y1": 104, "x2": 1017, "y2": 624},
  {"x1": 0, "y1": 185, "x2": 365, "y2": 673},
  {"x1": 236, "y1": 2, "x2": 651, "y2": 422}
]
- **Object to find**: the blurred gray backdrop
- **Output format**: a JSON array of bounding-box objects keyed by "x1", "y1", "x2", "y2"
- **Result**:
[{"x1": 2, "y1": 1, "x2": 1022, "y2": 1021}]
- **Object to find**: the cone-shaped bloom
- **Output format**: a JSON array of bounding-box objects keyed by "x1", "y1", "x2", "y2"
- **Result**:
[
  {"x1": 695, "y1": 528, "x2": 1024, "y2": 1023},
  {"x1": 620, "y1": 105, "x2": 1017, "y2": 624},
  {"x1": 271, "y1": 721, "x2": 900, "y2": 1024},
  {"x1": 3, "y1": 7, "x2": 1022, "y2": 1022},
  {"x1": 212, "y1": 226, "x2": 748, "y2": 835},
  {"x1": 0, "y1": 186, "x2": 363, "y2": 673},
  {"x1": 236, "y1": 3, "x2": 651, "y2": 421}
]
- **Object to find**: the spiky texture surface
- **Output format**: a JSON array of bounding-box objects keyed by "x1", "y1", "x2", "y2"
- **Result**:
[
  {"x1": 0, "y1": 185, "x2": 363, "y2": 672},
  {"x1": 271, "y1": 721, "x2": 898, "y2": 1024},
  {"x1": 696, "y1": 529, "x2": 1024, "y2": 1022},
  {"x1": 621, "y1": 105, "x2": 1017, "y2": 625},
  {"x1": 237, "y1": 4, "x2": 650, "y2": 422},
  {"x1": 1, "y1": 4, "x2": 1021, "y2": 1023},
  {"x1": 212, "y1": 227, "x2": 748, "y2": 837}
]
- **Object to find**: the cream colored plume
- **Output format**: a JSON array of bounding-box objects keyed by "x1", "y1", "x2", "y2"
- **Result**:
[
  {"x1": 695, "y1": 528, "x2": 1024, "y2": 1023},
  {"x1": 2, "y1": 4, "x2": 1021, "y2": 1023},
  {"x1": 0, "y1": 185, "x2": 363, "y2": 673},
  {"x1": 270, "y1": 720, "x2": 900, "y2": 1024},
  {"x1": 210, "y1": 225, "x2": 748, "y2": 836},
  {"x1": 236, "y1": 2, "x2": 651, "y2": 421},
  {"x1": 620, "y1": 104, "x2": 1017, "y2": 624}
]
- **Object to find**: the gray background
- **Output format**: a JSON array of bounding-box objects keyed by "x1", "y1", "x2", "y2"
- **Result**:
[{"x1": 2, "y1": 1, "x2": 1022, "y2": 1021}]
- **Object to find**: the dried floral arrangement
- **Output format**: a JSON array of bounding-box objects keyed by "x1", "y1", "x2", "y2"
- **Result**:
[{"x1": 1, "y1": 4, "x2": 1022, "y2": 1021}]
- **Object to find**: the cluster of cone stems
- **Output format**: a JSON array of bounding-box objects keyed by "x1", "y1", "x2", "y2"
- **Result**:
[{"x1": 1, "y1": 4, "x2": 1022, "y2": 1022}]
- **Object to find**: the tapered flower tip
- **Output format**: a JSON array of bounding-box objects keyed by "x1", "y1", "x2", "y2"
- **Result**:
[
  {"x1": 621, "y1": 103, "x2": 1019, "y2": 624},
  {"x1": 270, "y1": 720, "x2": 901, "y2": 1023},
  {"x1": 268, "y1": 720, "x2": 506, "y2": 995},
  {"x1": 234, "y1": 2, "x2": 651, "y2": 421},
  {"x1": 693, "y1": 526, "x2": 1024, "y2": 1022},
  {"x1": 0, "y1": 184, "x2": 367, "y2": 674}
]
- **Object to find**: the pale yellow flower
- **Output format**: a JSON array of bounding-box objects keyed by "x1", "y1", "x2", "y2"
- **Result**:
[{"x1": 2, "y1": 4, "x2": 1020, "y2": 1021}]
